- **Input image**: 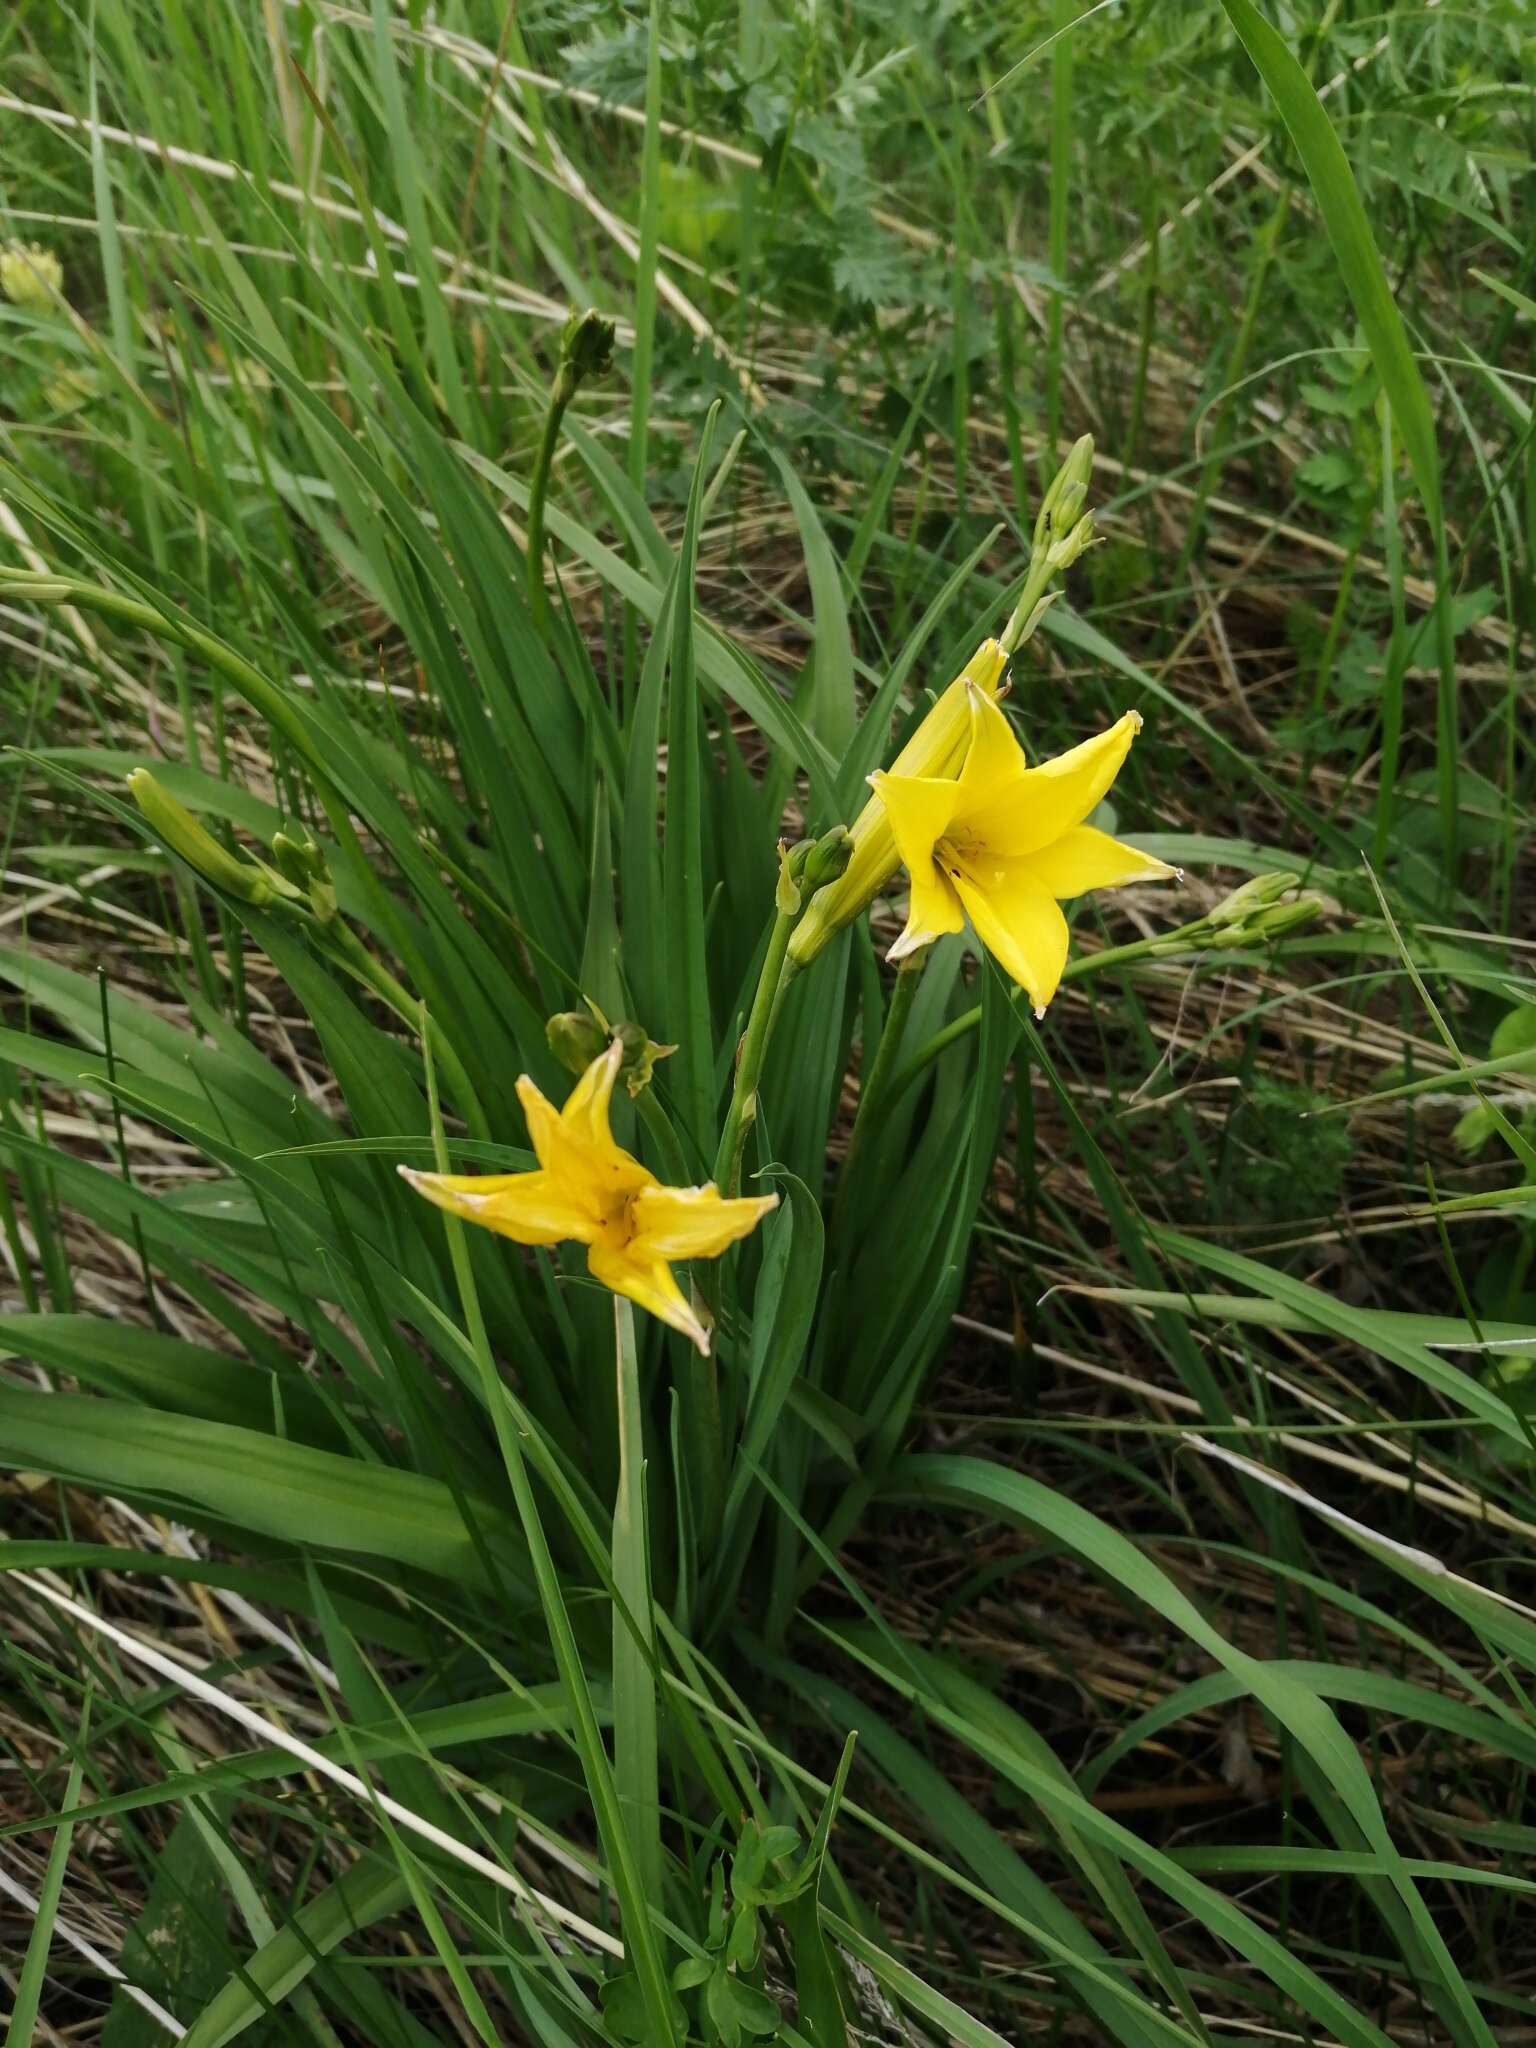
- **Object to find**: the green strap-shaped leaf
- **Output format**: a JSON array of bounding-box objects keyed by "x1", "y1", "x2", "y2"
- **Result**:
[
  {"x1": 1217, "y1": 0, "x2": 1458, "y2": 863},
  {"x1": 179, "y1": 1857, "x2": 409, "y2": 2048},
  {"x1": 0, "y1": 1389, "x2": 518, "y2": 1591}
]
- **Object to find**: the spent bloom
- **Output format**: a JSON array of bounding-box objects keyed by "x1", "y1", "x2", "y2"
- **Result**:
[
  {"x1": 1, "y1": 242, "x2": 63, "y2": 309},
  {"x1": 400, "y1": 1041, "x2": 776, "y2": 1352},
  {"x1": 788, "y1": 638, "x2": 1007, "y2": 967},
  {"x1": 874, "y1": 686, "x2": 1176, "y2": 1015}
]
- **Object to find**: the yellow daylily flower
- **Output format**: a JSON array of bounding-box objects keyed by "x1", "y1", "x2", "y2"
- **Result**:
[
  {"x1": 400, "y1": 1041, "x2": 776, "y2": 1354},
  {"x1": 787, "y1": 638, "x2": 1008, "y2": 968},
  {"x1": 873, "y1": 686, "x2": 1176, "y2": 1015}
]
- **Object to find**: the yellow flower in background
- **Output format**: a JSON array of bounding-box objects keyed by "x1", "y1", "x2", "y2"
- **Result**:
[
  {"x1": 1, "y1": 242, "x2": 64, "y2": 309},
  {"x1": 787, "y1": 637, "x2": 1008, "y2": 967},
  {"x1": 400, "y1": 1041, "x2": 776, "y2": 1353},
  {"x1": 874, "y1": 686, "x2": 1176, "y2": 1015},
  {"x1": 42, "y1": 365, "x2": 95, "y2": 413}
]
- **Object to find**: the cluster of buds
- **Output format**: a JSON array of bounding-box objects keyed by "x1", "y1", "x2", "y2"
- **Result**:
[
  {"x1": 127, "y1": 769, "x2": 335, "y2": 924},
  {"x1": 775, "y1": 824, "x2": 852, "y2": 918},
  {"x1": 1153, "y1": 871, "x2": 1326, "y2": 954},
  {"x1": 546, "y1": 1005, "x2": 674, "y2": 1099},
  {"x1": 1031, "y1": 431, "x2": 1097, "y2": 577},
  {"x1": 270, "y1": 827, "x2": 339, "y2": 924},
  {"x1": 553, "y1": 307, "x2": 615, "y2": 409},
  {"x1": 1, "y1": 241, "x2": 63, "y2": 310}
]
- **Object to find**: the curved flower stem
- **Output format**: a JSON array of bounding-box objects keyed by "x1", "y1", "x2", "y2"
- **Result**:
[
  {"x1": 998, "y1": 551, "x2": 1058, "y2": 658},
  {"x1": 525, "y1": 363, "x2": 575, "y2": 635},
  {"x1": 713, "y1": 909, "x2": 798, "y2": 1198}
]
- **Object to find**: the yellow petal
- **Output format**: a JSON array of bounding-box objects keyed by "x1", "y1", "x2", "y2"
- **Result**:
[
  {"x1": 887, "y1": 638, "x2": 1008, "y2": 780},
  {"x1": 956, "y1": 687, "x2": 1029, "y2": 805},
  {"x1": 514, "y1": 1073, "x2": 564, "y2": 1174},
  {"x1": 1023, "y1": 825, "x2": 1177, "y2": 898},
  {"x1": 631, "y1": 1183, "x2": 778, "y2": 1260},
  {"x1": 870, "y1": 770, "x2": 959, "y2": 872},
  {"x1": 519, "y1": 1048, "x2": 651, "y2": 1208},
  {"x1": 889, "y1": 854, "x2": 964, "y2": 961},
  {"x1": 961, "y1": 710, "x2": 1144, "y2": 859},
  {"x1": 560, "y1": 1038, "x2": 623, "y2": 1149},
  {"x1": 398, "y1": 1165, "x2": 594, "y2": 1246},
  {"x1": 952, "y1": 862, "x2": 1070, "y2": 1015},
  {"x1": 588, "y1": 1241, "x2": 712, "y2": 1354}
]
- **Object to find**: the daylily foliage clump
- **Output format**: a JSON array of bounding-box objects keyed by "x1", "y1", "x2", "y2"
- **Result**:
[
  {"x1": 400, "y1": 437, "x2": 1177, "y2": 1331},
  {"x1": 380, "y1": 436, "x2": 1176, "y2": 1334}
]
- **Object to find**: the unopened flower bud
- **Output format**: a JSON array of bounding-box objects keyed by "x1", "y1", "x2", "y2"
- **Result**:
[
  {"x1": 1046, "y1": 511, "x2": 1097, "y2": 572},
  {"x1": 557, "y1": 307, "x2": 616, "y2": 397},
  {"x1": 547, "y1": 1009, "x2": 610, "y2": 1076},
  {"x1": 127, "y1": 769, "x2": 284, "y2": 905},
  {"x1": 1247, "y1": 895, "x2": 1325, "y2": 943},
  {"x1": 1209, "y1": 871, "x2": 1302, "y2": 927},
  {"x1": 800, "y1": 824, "x2": 852, "y2": 895},
  {"x1": 272, "y1": 828, "x2": 337, "y2": 921},
  {"x1": 270, "y1": 829, "x2": 327, "y2": 888},
  {"x1": 546, "y1": 1010, "x2": 672, "y2": 1097},
  {"x1": 1033, "y1": 434, "x2": 1094, "y2": 551},
  {"x1": 1050, "y1": 480, "x2": 1087, "y2": 532}
]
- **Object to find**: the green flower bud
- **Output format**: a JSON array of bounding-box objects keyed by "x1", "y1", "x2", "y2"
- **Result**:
[
  {"x1": 1033, "y1": 434, "x2": 1094, "y2": 551},
  {"x1": 271, "y1": 829, "x2": 337, "y2": 922},
  {"x1": 1045, "y1": 511, "x2": 1097, "y2": 572},
  {"x1": 559, "y1": 307, "x2": 616, "y2": 388},
  {"x1": 127, "y1": 769, "x2": 286, "y2": 905},
  {"x1": 270, "y1": 829, "x2": 326, "y2": 888},
  {"x1": 1209, "y1": 871, "x2": 1303, "y2": 927},
  {"x1": 547, "y1": 1009, "x2": 610, "y2": 1076},
  {"x1": 547, "y1": 1009, "x2": 673, "y2": 1097},
  {"x1": 1247, "y1": 895, "x2": 1326, "y2": 943},
  {"x1": 800, "y1": 824, "x2": 852, "y2": 896}
]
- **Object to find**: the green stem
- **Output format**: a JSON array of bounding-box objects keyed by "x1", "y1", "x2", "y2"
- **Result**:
[
  {"x1": 713, "y1": 912, "x2": 797, "y2": 1197},
  {"x1": 526, "y1": 366, "x2": 575, "y2": 634},
  {"x1": 2, "y1": 573, "x2": 425, "y2": 981},
  {"x1": 998, "y1": 549, "x2": 1058, "y2": 658},
  {"x1": 611, "y1": 1295, "x2": 663, "y2": 1908},
  {"x1": 422, "y1": 1022, "x2": 679, "y2": 2043}
]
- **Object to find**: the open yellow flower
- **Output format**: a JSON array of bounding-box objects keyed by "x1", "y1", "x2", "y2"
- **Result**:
[
  {"x1": 400, "y1": 1041, "x2": 776, "y2": 1353},
  {"x1": 872, "y1": 686, "x2": 1176, "y2": 1015}
]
